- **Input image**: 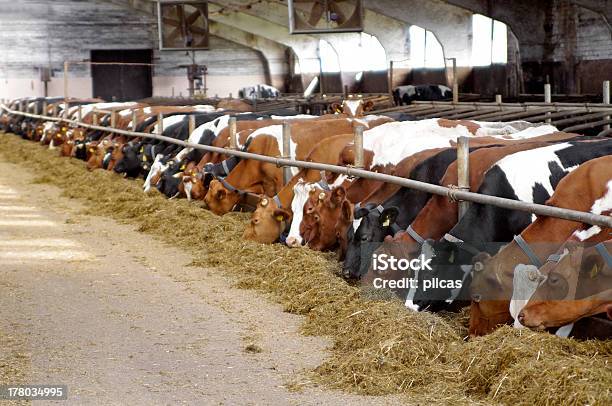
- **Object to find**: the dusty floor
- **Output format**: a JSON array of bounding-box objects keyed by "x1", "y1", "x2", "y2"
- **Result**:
[{"x1": 0, "y1": 159, "x2": 401, "y2": 405}]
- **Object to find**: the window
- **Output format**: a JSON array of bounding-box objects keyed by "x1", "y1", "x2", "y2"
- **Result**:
[
  {"x1": 472, "y1": 14, "x2": 508, "y2": 66},
  {"x1": 409, "y1": 25, "x2": 445, "y2": 68}
]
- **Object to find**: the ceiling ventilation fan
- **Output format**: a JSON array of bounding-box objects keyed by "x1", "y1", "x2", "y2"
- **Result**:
[
  {"x1": 288, "y1": 0, "x2": 364, "y2": 34},
  {"x1": 158, "y1": 1, "x2": 210, "y2": 50}
]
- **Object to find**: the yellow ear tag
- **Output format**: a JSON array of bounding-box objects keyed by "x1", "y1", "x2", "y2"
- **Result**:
[
  {"x1": 318, "y1": 192, "x2": 326, "y2": 201},
  {"x1": 180, "y1": 165, "x2": 186, "y2": 170},
  {"x1": 276, "y1": 215, "x2": 284, "y2": 222},
  {"x1": 590, "y1": 264, "x2": 599, "y2": 278},
  {"x1": 382, "y1": 218, "x2": 390, "y2": 227},
  {"x1": 261, "y1": 198, "x2": 268, "y2": 207},
  {"x1": 140, "y1": 147, "x2": 144, "y2": 153},
  {"x1": 142, "y1": 155, "x2": 147, "y2": 162},
  {"x1": 89, "y1": 148, "x2": 94, "y2": 153}
]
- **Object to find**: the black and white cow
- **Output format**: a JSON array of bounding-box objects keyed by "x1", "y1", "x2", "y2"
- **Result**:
[
  {"x1": 342, "y1": 147, "x2": 464, "y2": 279},
  {"x1": 238, "y1": 84, "x2": 280, "y2": 100},
  {"x1": 393, "y1": 84, "x2": 452, "y2": 106},
  {"x1": 407, "y1": 138, "x2": 612, "y2": 312}
]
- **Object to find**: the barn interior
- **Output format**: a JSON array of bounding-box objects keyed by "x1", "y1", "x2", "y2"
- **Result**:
[
  {"x1": 0, "y1": 1, "x2": 611, "y2": 405},
  {"x1": 1, "y1": 0, "x2": 611, "y2": 101}
]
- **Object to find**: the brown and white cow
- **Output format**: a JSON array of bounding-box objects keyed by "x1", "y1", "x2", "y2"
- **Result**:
[
  {"x1": 517, "y1": 239, "x2": 612, "y2": 330},
  {"x1": 204, "y1": 119, "x2": 366, "y2": 216},
  {"x1": 242, "y1": 133, "x2": 355, "y2": 244},
  {"x1": 469, "y1": 156, "x2": 612, "y2": 336}
]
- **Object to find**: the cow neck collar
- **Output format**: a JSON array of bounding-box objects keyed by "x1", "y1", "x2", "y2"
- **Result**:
[
  {"x1": 513, "y1": 234, "x2": 544, "y2": 268},
  {"x1": 317, "y1": 171, "x2": 331, "y2": 191},
  {"x1": 406, "y1": 225, "x2": 425, "y2": 245},
  {"x1": 273, "y1": 195, "x2": 283, "y2": 209},
  {"x1": 595, "y1": 243, "x2": 612, "y2": 268},
  {"x1": 215, "y1": 176, "x2": 247, "y2": 196},
  {"x1": 443, "y1": 233, "x2": 481, "y2": 256}
]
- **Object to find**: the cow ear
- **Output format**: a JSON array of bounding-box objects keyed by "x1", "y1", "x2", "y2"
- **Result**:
[
  {"x1": 273, "y1": 208, "x2": 291, "y2": 222},
  {"x1": 331, "y1": 103, "x2": 343, "y2": 114},
  {"x1": 216, "y1": 188, "x2": 227, "y2": 200},
  {"x1": 354, "y1": 206, "x2": 369, "y2": 219},
  {"x1": 379, "y1": 207, "x2": 399, "y2": 227},
  {"x1": 364, "y1": 100, "x2": 374, "y2": 111},
  {"x1": 331, "y1": 186, "x2": 346, "y2": 206},
  {"x1": 340, "y1": 200, "x2": 353, "y2": 222},
  {"x1": 472, "y1": 252, "x2": 491, "y2": 272},
  {"x1": 581, "y1": 253, "x2": 608, "y2": 278}
]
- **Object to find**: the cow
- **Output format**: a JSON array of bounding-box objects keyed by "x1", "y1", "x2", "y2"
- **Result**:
[
  {"x1": 406, "y1": 142, "x2": 612, "y2": 324},
  {"x1": 179, "y1": 115, "x2": 319, "y2": 200},
  {"x1": 360, "y1": 134, "x2": 581, "y2": 301},
  {"x1": 518, "y1": 239, "x2": 612, "y2": 331},
  {"x1": 387, "y1": 133, "x2": 583, "y2": 250},
  {"x1": 393, "y1": 84, "x2": 452, "y2": 106},
  {"x1": 468, "y1": 159, "x2": 612, "y2": 336},
  {"x1": 242, "y1": 133, "x2": 355, "y2": 244},
  {"x1": 329, "y1": 98, "x2": 375, "y2": 117},
  {"x1": 323, "y1": 124, "x2": 561, "y2": 276},
  {"x1": 204, "y1": 119, "x2": 364, "y2": 216},
  {"x1": 238, "y1": 84, "x2": 280, "y2": 99},
  {"x1": 298, "y1": 185, "x2": 354, "y2": 252},
  {"x1": 342, "y1": 147, "x2": 470, "y2": 280}
]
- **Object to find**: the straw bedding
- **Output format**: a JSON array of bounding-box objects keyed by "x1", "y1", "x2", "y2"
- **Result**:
[{"x1": 0, "y1": 133, "x2": 609, "y2": 405}]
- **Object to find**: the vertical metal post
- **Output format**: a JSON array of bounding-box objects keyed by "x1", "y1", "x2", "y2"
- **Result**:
[
  {"x1": 353, "y1": 126, "x2": 365, "y2": 169},
  {"x1": 110, "y1": 110, "x2": 117, "y2": 128},
  {"x1": 42, "y1": 101, "x2": 48, "y2": 116},
  {"x1": 131, "y1": 110, "x2": 138, "y2": 131},
  {"x1": 188, "y1": 114, "x2": 196, "y2": 136},
  {"x1": 495, "y1": 94, "x2": 502, "y2": 104},
  {"x1": 52, "y1": 103, "x2": 58, "y2": 117},
  {"x1": 544, "y1": 84, "x2": 552, "y2": 123},
  {"x1": 33, "y1": 101, "x2": 39, "y2": 115},
  {"x1": 92, "y1": 109, "x2": 98, "y2": 126},
  {"x1": 77, "y1": 105, "x2": 82, "y2": 122},
  {"x1": 344, "y1": 85, "x2": 349, "y2": 99},
  {"x1": 449, "y1": 58, "x2": 459, "y2": 104},
  {"x1": 282, "y1": 122, "x2": 292, "y2": 185},
  {"x1": 603, "y1": 80, "x2": 610, "y2": 131},
  {"x1": 157, "y1": 113, "x2": 163, "y2": 135},
  {"x1": 388, "y1": 60, "x2": 394, "y2": 102},
  {"x1": 63, "y1": 61, "x2": 69, "y2": 109},
  {"x1": 228, "y1": 116, "x2": 237, "y2": 149},
  {"x1": 457, "y1": 136, "x2": 470, "y2": 219}
]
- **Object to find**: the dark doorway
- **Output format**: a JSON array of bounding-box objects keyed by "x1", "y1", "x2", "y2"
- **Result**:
[{"x1": 91, "y1": 49, "x2": 153, "y2": 101}]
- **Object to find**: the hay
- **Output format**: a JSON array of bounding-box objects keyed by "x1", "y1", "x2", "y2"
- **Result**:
[{"x1": 1, "y1": 132, "x2": 610, "y2": 405}]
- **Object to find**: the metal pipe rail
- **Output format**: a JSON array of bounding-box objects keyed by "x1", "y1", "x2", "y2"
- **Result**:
[{"x1": 2, "y1": 104, "x2": 612, "y2": 229}]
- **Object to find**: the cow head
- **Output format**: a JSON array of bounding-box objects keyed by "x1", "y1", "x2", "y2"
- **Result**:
[
  {"x1": 331, "y1": 99, "x2": 374, "y2": 117},
  {"x1": 243, "y1": 196, "x2": 291, "y2": 243},
  {"x1": 409, "y1": 238, "x2": 478, "y2": 314},
  {"x1": 301, "y1": 186, "x2": 350, "y2": 252},
  {"x1": 114, "y1": 143, "x2": 143, "y2": 178},
  {"x1": 157, "y1": 161, "x2": 186, "y2": 198},
  {"x1": 468, "y1": 240, "x2": 536, "y2": 336},
  {"x1": 205, "y1": 180, "x2": 241, "y2": 215},
  {"x1": 181, "y1": 164, "x2": 208, "y2": 201},
  {"x1": 519, "y1": 243, "x2": 612, "y2": 330},
  {"x1": 342, "y1": 204, "x2": 399, "y2": 279}
]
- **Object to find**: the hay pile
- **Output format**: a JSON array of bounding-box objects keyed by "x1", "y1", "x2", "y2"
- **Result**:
[{"x1": 0, "y1": 132, "x2": 610, "y2": 405}]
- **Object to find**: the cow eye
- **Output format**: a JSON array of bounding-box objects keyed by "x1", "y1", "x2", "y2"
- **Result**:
[
  {"x1": 360, "y1": 234, "x2": 369, "y2": 242},
  {"x1": 549, "y1": 275, "x2": 559, "y2": 285}
]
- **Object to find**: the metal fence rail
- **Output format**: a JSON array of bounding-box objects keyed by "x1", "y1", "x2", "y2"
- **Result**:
[{"x1": 2, "y1": 104, "x2": 611, "y2": 229}]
